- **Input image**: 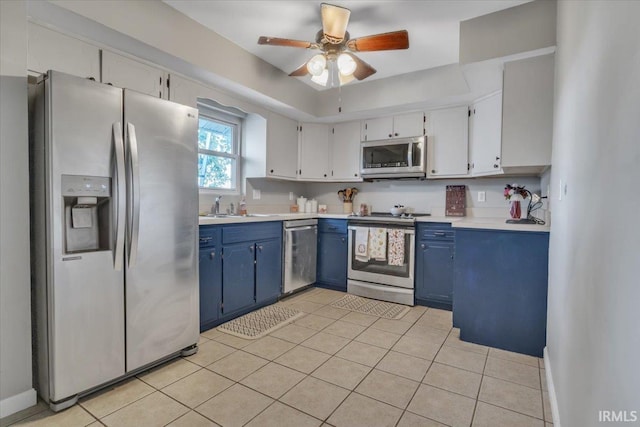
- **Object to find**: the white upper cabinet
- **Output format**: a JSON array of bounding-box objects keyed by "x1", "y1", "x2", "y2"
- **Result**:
[
  {"x1": 501, "y1": 54, "x2": 554, "y2": 173},
  {"x1": 266, "y1": 113, "x2": 299, "y2": 179},
  {"x1": 426, "y1": 106, "x2": 469, "y2": 178},
  {"x1": 330, "y1": 121, "x2": 362, "y2": 181},
  {"x1": 362, "y1": 112, "x2": 424, "y2": 141},
  {"x1": 168, "y1": 73, "x2": 201, "y2": 107},
  {"x1": 102, "y1": 50, "x2": 167, "y2": 99},
  {"x1": 27, "y1": 23, "x2": 100, "y2": 80},
  {"x1": 469, "y1": 92, "x2": 503, "y2": 176},
  {"x1": 299, "y1": 123, "x2": 330, "y2": 180}
]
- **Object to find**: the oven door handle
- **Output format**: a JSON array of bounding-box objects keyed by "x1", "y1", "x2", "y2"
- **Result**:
[{"x1": 348, "y1": 226, "x2": 415, "y2": 235}]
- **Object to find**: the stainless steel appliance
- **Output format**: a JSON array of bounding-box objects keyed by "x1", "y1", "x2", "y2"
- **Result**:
[
  {"x1": 31, "y1": 71, "x2": 199, "y2": 411},
  {"x1": 347, "y1": 213, "x2": 429, "y2": 305},
  {"x1": 283, "y1": 219, "x2": 318, "y2": 293},
  {"x1": 360, "y1": 136, "x2": 427, "y2": 179}
]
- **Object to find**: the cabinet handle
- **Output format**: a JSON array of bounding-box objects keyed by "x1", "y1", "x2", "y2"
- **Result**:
[
  {"x1": 324, "y1": 174, "x2": 327, "y2": 177},
  {"x1": 341, "y1": 237, "x2": 346, "y2": 243},
  {"x1": 210, "y1": 250, "x2": 216, "y2": 259},
  {"x1": 328, "y1": 226, "x2": 338, "y2": 231},
  {"x1": 258, "y1": 245, "x2": 263, "y2": 252},
  {"x1": 249, "y1": 246, "x2": 254, "y2": 253},
  {"x1": 494, "y1": 164, "x2": 499, "y2": 168},
  {"x1": 388, "y1": 133, "x2": 393, "y2": 138},
  {"x1": 420, "y1": 243, "x2": 426, "y2": 249},
  {"x1": 431, "y1": 169, "x2": 436, "y2": 174},
  {"x1": 354, "y1": 173, "x2": 358, "y2": 177},
  {"x1": 270, "y1": 169, "x2": 274, "y2": 173},
  {"x1": 394, "y1": 132, "x2": 399, "y2": 137},
  {"x1": 495, "y1": 156, "x2": 500, "y2": 161},
  {"x1": 434, "y1": 232, "x2": 446, "y2": 237}
]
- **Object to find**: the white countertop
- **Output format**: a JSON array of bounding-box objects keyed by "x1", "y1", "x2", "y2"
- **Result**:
[{"x1": 199, "y1": 213, "x2": 549, "y2": 232}]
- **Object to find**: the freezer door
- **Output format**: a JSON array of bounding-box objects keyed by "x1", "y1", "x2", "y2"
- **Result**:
[
  {"x1": 123, "y1": 90, "x2": 199, "y2": 371},
  {"x1": 45, "y1": 72, "x2": 125, "y2": 401}
]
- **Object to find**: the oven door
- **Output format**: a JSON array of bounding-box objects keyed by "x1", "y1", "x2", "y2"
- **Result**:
[
  {"x1": 347, "y1": 225, "x2": 415, "y2": 289},
  {"x1": 360, "y1": 137, "x2": 426, "y2": 178}
]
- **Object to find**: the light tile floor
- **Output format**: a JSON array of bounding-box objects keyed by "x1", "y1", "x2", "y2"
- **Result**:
[{"x1": 1, "y1": 288, "x2": 553, "y2": 427}]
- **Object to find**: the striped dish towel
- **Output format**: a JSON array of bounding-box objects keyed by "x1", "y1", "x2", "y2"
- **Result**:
[{"x1": 387, "y1": 229, "x2": 405, "y2": 266}]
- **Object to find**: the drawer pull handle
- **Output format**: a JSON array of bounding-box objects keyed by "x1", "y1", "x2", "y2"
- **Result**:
[
  {"x1": 210, "y1": 251, "x2": 216, "y2": 259},
  {"x1": 434, "y1": 232, "x2": 446, "y2": 237},
  {"x1": 420, "y1": 243, "x2": 426, "y2": 249}
]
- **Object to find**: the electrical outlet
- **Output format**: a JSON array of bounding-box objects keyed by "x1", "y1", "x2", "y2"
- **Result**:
[
  {"x1": 478, "y1": 191, "x2": 486, "y2": 202},
  {"x1": 289, "y1": 192, "x2": 294, "y2": 201},
  {"x1": 253, "y1": 189, "x2": 261, "y2": 200}
]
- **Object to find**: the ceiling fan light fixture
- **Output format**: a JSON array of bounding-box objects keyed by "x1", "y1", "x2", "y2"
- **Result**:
[
  {"x1": 311, "y1": 68, "x2": 329, "y2": 86},
  {"x1": 337, "y1": 53, "x2": 357, "y2": 76},
  {"x1": 321, "y1": 3, "x2": 351, "y2": 44},
  {"x1": 307, "y1": 54, "x2": 327, "y2": 76}
]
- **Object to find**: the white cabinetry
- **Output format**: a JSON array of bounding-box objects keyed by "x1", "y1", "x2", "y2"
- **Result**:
[
  {"x1": 27, "y1": 23, "x2": 100, "y2": 80},
  {"x1": 426, "y1": 106, "x2": 469, "y2": 178},
  {"x1": 298, "y1": 123, "x2": 330, "y2": 180},
  {"x1": 469, "y1": 92, "x2": 503, "y2": 176},
  {"x1": 501, "y1": 54, "x2": 554, "y2": 174},
  {"x1": 330, "y1": 121, "x2": 362, "y2": 181},
  {"x1": 363, "y1": 112, "x2": 424, "y2": 141},
  {"x1": 102, "y1": 50, "x2": 167, "y2": 99},
  {"x1": 266, "y1": 113, "x2": 299, "y2": 179}
]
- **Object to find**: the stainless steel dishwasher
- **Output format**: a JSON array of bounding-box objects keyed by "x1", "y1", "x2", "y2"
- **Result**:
[{"x1": 283, "y1": 219, "x2": 318, "y2": 293}]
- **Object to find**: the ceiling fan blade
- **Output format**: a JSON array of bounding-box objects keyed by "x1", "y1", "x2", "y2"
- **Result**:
[
  {"x1": 346, "y1": 30, "x2": 409, "y2": 52},
  {"x1": 344, "y1": 53, "x2": 376, "y2": 81},
  {"x1": 321, "y1": 3, "x2": 351, "y2": 44},
  {"x1": 258, "y1": 36, "x2": 315, "y2": 49},
  {"x1": 289, "y1": 61, "x2": 310, "y2": 77}
]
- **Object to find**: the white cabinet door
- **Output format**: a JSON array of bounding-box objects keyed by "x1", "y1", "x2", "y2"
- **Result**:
[
  {"x1": 266, "y1": 113, "x2": 299, "y2": 179},
  {"x1": 102, "y1": 50, "x2": 167, "y2": 98},
  {"x1": 363, "y1": 116, "x2": 393, "y2": 141},
  {"x1": 470, "y1": 92, "x2": 503, "y2": 176},
  {"x1": 27, "y1": 23, "x2": 100, "y2": 80},
  {"x1": 501, "y1": 54, "x2": 554, "y2": 170},
  {"x1": 393, "y1": 112, "x2": 425, "y2": 138},
  {"x1": 299, "y1": 123, "x2": 330, "y2": 180},
  {"x1": 168, "y1": 74, "x2": 201, "y2": 107},
  {"x1": 427, "y1": 106, "x2": 469, "y2": 178},
  {"x1": 331, "y1": 121, "x2": 362, "y2": 181}
]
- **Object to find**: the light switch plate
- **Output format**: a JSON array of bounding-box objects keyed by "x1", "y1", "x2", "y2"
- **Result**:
[
  {"x1": 253, "y1": 189, "x2": 261, "y2": 200},
  {"x1": 478, "y1": 191, "x2": 486, "y2": 202}
]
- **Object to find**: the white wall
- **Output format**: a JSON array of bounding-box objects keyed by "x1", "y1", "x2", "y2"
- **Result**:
[
  {"x1": 547, "y1": 2, "x2": 640, "y2": 426},
  {"x1": 307, "y1": 176, "x2": 543, "y2": 217},
  {"x1": 0, "y1": 0, "x2": 36, "y2": 418}
]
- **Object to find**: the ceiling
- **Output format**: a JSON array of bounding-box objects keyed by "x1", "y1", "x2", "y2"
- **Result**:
[{"x1": 164, "y1": 0, "x2": 529, "y2": 90}]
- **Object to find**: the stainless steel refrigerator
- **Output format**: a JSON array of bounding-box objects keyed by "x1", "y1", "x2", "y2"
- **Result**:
[{"x1": 31, "y1": 71, "x2": 199, "y2": 411}]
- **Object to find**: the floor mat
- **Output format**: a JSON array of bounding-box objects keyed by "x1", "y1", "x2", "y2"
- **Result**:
[
  {"x1": 330, "y1": 294, "x2": 411, "y2": 320},
  {"x1": 217, "y1": 304, "x2": 305, "y2": 339}
]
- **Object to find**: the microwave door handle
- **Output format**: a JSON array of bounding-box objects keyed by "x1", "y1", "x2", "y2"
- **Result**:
[
  {"x1": 126, "y1": 122, "x2": 141, "y2": 268},
  {"x1": 113, "y1": 122, "x2": 126, "y2": 271},
  {"x1": 407, "y1": 142, "x2": 413, "y2": 167}
]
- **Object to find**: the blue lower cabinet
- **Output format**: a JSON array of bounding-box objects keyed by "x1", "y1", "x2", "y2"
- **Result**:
[
  {"x1": 316, "y1": 220, "x2": 348, "y2": 291},
  {"x1": 453, "y1": 228, "x2": 549, "y2": 357},
  {"x1": 415, "y1": 223, "x2": 454, "y2": 310},
  {"x1": 199, "y1": 246, "x2": 221, "y2": 331},
  {"x1": 255, "y1": 238, "x2": 282, "y2": 304},
  {"x1": 221, "y1": 242, "x2": 256, "y2": 315}
]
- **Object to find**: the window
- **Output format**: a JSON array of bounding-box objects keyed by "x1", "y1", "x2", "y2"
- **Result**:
[{"x1": 197, "y1": 112, "x2": 240, "y2": 192}]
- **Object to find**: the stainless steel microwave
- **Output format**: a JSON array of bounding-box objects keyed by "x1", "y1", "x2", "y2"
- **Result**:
[{"x1": 360, "y1": 136, "x2": 427, "y2": 179}]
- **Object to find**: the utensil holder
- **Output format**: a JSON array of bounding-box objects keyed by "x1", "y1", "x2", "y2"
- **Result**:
[{"x1": 343, "y1": 202, "x2": 353, "y2": 213}]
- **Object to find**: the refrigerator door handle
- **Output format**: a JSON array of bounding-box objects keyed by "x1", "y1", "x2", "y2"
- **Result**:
[
  {"x1": 113, "y1": 122, "x2": 126, "y2": 271},
  {"x1": 126, "y1": 122, "x2": 141, "y2": 268}
]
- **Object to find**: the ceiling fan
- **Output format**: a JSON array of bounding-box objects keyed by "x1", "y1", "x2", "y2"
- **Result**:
[{"x1": 257, "y1": 3, "x2": 409, "y2": 87}]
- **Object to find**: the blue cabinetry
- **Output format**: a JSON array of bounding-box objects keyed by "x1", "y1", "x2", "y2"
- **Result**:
[
  {"x1": 199, "y1": 227, "x2": 221, "y2": 331},
  {"x1": 415, "y1": 223, "x2": 454, "y2": 310},
  {"x1": 316, "y1": 219, "x2": 348, "y2": 291},
  {"x1": 453, "y1": 228, "x2": 549, "y2": 357},
  {"x1": 199, "y1": 221, "x2": 283, "y2": 331}
]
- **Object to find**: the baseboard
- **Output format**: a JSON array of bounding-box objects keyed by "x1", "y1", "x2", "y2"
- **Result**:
[
  {"x1": 544, "y1": 347, "x2": 562, "y2": 427},
  {"x1": 0, "y1": 388, "x2": 37, "y2": 418}
]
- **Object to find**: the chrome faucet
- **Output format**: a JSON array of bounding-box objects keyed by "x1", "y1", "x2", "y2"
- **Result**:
[{"x1": 211, "y1": 195, "x2": 222, "y2": 214}]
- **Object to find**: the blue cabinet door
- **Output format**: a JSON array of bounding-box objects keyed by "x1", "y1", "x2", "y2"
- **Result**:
[
  {"x1": 317, "y1": 231, "x2": 348, "y2": 290},
  {"x1": 416, "y1": 241, "x2": 454, "y2": 307},
  {"x1": 255, "y1": 238, "x2": 282, "y2": 303},
  {"x1": 222, "y1": 242, "x2": 256, "y2": 315},
  {"x1": 199, "y1": 247, "x2": 221, "y2": 330}
]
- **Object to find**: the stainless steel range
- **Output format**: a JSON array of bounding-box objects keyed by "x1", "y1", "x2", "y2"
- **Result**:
[{"x1": 347, "y1": 212, "x2": 430, "y2": 306}]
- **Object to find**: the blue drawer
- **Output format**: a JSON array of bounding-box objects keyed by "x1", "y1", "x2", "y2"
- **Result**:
[
  {"x1": 418, "y1": 223, "x2": 454, "y2": 241},
  {"x1": 199, "y1": 226, "x2": 220, "y2": 248},
  {"x1": 222, "y1": 222, "x2": 282, "y2": 244},
  {"x1": 318, "y1": 219, "x2": 347, "y2": 234}
]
